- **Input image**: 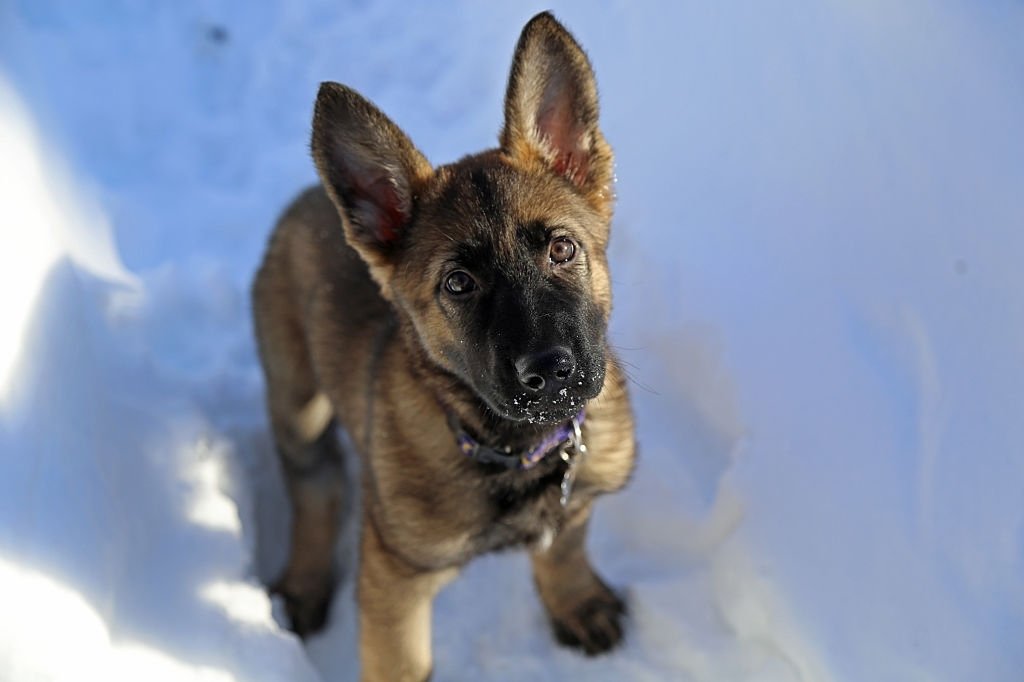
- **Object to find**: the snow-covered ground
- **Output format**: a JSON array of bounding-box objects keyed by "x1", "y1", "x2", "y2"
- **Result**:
[{"x1": 2, "y1": 1, "x2": 1023, "y2": 680}]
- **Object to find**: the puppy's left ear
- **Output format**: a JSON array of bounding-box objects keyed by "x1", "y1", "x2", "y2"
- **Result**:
[{"x1": 501, "y1": 12, "x2": 614, "y2": 218}]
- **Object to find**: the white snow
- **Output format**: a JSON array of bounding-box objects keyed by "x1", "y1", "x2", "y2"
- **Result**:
[{"x1": 2, "y1": 1, "x2": 1023, "y2": 681}]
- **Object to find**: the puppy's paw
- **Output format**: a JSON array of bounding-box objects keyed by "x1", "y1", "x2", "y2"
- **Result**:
[
  {"x1": 271, "y1": 575, "x2": 335, "y2": 638},
  {"x1": 549, "y1": 585, "x2": 627, "y2": 655}
]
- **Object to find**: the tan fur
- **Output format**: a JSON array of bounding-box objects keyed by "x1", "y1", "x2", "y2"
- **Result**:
[{"x1": 252, "y1": 13, "x2": 635, "y2": 681}]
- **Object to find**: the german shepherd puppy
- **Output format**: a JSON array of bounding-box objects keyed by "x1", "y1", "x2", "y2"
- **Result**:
[{"x1": 252, "y1": 12, "x2": 635, "y2": 681}]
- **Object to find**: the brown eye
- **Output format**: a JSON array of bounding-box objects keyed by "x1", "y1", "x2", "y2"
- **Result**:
[
  {"x1": 549, "y1": 237, "x2": 576, "y2": 264},
  {"x1": 444, "y1": 270, "x2": 476, "y2": 295}
]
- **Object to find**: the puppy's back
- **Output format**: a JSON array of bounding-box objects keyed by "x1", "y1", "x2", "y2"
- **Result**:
[{"x1": 252, "y1": 185, "x2": 393, "y2": 439}]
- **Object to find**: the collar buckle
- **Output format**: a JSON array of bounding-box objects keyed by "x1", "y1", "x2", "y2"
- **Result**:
[{"x1": 558, "y1": 415, "x2": 587, "y2": 507}]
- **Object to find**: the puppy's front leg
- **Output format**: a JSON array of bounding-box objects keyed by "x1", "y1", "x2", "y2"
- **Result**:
[
  {"x1": 532, "y1": 505, "x2": 626, "y2": 655},
  {"x1": 358, "y1": 517, "x2": 456, "y2": 682}
]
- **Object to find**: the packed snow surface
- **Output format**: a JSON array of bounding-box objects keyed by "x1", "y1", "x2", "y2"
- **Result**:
[{"x1": 2, "y1": 1, "x2": 1023, "y2": 680}]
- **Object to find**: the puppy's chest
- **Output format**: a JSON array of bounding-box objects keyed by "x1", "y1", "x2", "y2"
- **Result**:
[{"x1": 470, "y1": 464, "x2": 569, "y2": 554}]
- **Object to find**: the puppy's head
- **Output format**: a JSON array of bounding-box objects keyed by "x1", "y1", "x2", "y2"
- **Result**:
[{"x1": 312, "y1": 13, "x2": 614, "y2": 424}]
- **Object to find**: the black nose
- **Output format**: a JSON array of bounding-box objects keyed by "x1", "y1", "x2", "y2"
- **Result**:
[{"x1": 514, "y1": 347, "x2": 576, "y2": 393}]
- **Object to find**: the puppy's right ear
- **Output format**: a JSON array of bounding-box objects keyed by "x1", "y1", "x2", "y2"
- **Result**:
[{"x1": 311, "y1": 82, "x2": 432, "y2": 271}]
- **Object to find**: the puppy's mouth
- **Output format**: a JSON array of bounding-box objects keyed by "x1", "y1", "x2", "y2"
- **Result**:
[{"x1": 494, "y1": 397, "x2": 584, "y2": 425}]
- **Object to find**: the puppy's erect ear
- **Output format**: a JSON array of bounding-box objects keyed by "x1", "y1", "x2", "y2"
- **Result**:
[
  {"x1": 501, "y1": 13, "x2": 614, "y2": 218},
  {"x1": 311, "y1": 82, "x2": 432, "y2": 269}
]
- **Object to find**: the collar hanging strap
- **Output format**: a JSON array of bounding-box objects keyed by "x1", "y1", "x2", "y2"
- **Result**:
[{"x1": 452, "y1": 410, "x2": 585, "y2": 471}]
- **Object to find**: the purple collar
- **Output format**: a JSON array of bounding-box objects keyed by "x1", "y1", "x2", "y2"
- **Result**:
[{"x1": 452, "y1": 410, "x2": 586, "y2": 471}]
